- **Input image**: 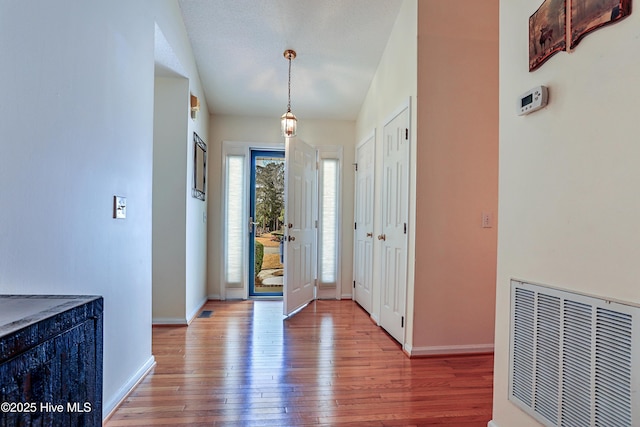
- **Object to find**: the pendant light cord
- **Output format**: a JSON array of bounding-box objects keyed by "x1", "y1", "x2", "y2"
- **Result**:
[{"x1": 287, "y1": 57, "x2": 292, "y2": 113}]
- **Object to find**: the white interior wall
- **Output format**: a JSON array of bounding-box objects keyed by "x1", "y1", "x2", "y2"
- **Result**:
[
  {"x1": 184, "y1": 121, "x2": 209, "y2": 321},
  {"x1": 354, "y1": 0, "x2": 418, "y2": 344},
  {"x1": 493, "y1": 2, "x2": 640, "y2": 426},
  {"x1": 152, "y1": 8, "x2": 210, "y2": 326},
  {"x1": 152, "y1": 76, "x2": 188, "y2": 323},
  {"x1": 0, "y1": 0, "x2": 209, "y2": 418},
  {"x1": 0, "y1": 0, "x2": 157, "y2": 418},
  {"x1": 207, "y1": 115, "x2": 356, "y2": 299}
]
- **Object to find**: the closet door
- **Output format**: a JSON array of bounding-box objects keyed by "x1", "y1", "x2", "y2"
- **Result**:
[
  {"x1": 379, "y1": 104, "x2": 410, "y2": 343},
  {"x1": 353, "y1": 132, "x2": 375, "y2": 314}
]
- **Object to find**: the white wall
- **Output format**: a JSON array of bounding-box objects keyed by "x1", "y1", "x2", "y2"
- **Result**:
[
  {"x1": 207, "y1": 115, "x2": 356, "y2": 299},
  {"x1": 152, "y1": 77, "x2": 209, "y2": 326},
  {"x1": 184, "y1": 121, "x2": 209, "y2": 322},
  {"x1": 182, "y1": 42, "x2": 210, "y2": 324},
  {"x1": 355, "y1": 0, "x2": 418, "y2": 345},
  {"x1": 0, "y1": 0, "x2": 208, "y2": 418},
  {"x1": 152, "y1": 6, "x2": 210, "y2": 326},
  {"x1": 493, "y1": 2, "x2": 640, "y2": 426},
  {"x1": 153, "y1": 77, "x2": 188, "y2": 322}
]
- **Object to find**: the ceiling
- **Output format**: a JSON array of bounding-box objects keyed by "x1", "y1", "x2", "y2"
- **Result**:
[{"x1": 176, "y1": 0, "x2": 403, "y2": 121}]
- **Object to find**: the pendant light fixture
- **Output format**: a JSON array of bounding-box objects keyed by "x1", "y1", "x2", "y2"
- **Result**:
[{"x1": 281, "y1": 49, "x2": 297, "y2": 138}]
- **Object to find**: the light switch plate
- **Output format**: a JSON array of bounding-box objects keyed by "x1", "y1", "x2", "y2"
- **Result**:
[{"x1": 114, "y1": 196, "x2": 126, "y2": 219}]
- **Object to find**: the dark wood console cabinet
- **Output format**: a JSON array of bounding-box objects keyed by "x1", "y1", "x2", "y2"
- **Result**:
[{"x1": 0, "y1": 295, "x2": 103, "y2": 427}]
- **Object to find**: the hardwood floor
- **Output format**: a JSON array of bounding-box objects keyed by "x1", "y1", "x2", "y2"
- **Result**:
[{"x1": 105, "y1": 300, "x2": 493, "y2": 426}]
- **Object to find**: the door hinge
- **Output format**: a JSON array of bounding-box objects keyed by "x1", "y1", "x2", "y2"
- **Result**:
[
  {"x1": 315, "y1": 220, "x2": 318, "y2": 228},
  {"x1": 353, "y1": 280, "x2": 356, "y2": 289},
  {"x1": 404, "y1": 223, "x2": 407, "y2": 234},
  {"x1": 354, "y1": 222, "x2": 357, "y2": 230},
  {"x1": 405, "y1": 128, "x2": 409, "y2": 140},
  {"x1": 401, "y1": 316, "x2": 404, "y2": 328},
  {"x1": 354, "y1": 163, "x2": 358, "y2": 171}
]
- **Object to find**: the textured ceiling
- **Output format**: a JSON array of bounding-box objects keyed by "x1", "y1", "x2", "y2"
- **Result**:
[{"x1": 177, "y1": 0, "x2": 403, "y2": 120}]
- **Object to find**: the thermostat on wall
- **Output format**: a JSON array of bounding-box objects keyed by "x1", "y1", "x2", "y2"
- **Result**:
[{"x1": 517, "y1": 85, "x2": 548, "y2": 116}]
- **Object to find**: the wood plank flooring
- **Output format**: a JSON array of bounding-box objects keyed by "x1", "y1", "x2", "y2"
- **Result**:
[{"x1": 105, "y1": 300, "x2": 493, "y2": 426}]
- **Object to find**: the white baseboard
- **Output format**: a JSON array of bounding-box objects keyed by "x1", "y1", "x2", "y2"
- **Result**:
[
  {"x1": 403, "y1": 342, "x2": 414, "y2": 354},
  {"x1": 152, "y1": 317, "x2": 188, "y2": 325},
  {"x1": 488, "y1": 420, "x2": 500, "y2": 427},
  {"x1": 407, "y1": 343, "x2": 494, "y2": 357},
  {"x1": 341, "y1": 292, "x2": 353, "y2": 299},
  {"x1": 207, "y1": 293, "x2": 221, "y2": 300},
  {"x1": 225, "y1": 288, "x2": 245, "y2": 300},
  {"x1": 103, "y1": 355, "x2": 155, "y2": 422},
  {"x1": 153, "y1": 297, "x2": 209, "y2": 326},
  {"x1": 316, "y1": 287, "x2": 336, "y2": 300},
  {"x1": 186, "y1": 297, "x2": 209, "y2": 324},
  {"x1": 370, "y1": 312, "x2": 380, "y2": 325}
]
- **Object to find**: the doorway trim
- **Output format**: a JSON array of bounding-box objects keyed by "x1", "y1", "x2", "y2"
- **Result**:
[
  {"x1": 221, "y1": 141, "x2": 343, "y2": 303},
  {"x1": 221, "y1": 141, "x2": 284, "y2": 300},
  {"x1": 377, "y1": 97, "x2": 411, "y2": 345},
  {"x1": 352, "y1": 130, "x2": 376, "y2": 314},
  {"x1": 316, "y1": 145, "x2": 343, "y2": 301},
  {"x1": 249, "y1": 149, "x2": 285, "y2": 298}
]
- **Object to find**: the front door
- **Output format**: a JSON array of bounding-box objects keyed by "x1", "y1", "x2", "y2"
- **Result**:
[
  {"x1": 353, "y1": 133, "x2": 375, "y2": 314},
  {"x1": 249, "y1": 150, "x2": 285, "y2": 297},
  {"x1": 379, "y1": 104, "x2": 410, "y2": 343},
  {"x1": 283, "y1": 137, "x2": 317, "y2": 316}
]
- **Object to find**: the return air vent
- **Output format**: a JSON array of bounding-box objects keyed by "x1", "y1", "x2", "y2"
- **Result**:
[{"x1": 509, "y1": 280, "x2": 640, "y2": 427}]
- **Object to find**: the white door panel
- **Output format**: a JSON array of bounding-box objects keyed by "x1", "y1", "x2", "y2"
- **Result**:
[
  {"x1": 284, "y1": 137, "x2": 317, "y2": 316},
  {"x1": 379, "y1": 105, "x2": 410, "y2": 343},
  {"x1": 354, "y1": 134, "x2": 375, "y2": 314}
]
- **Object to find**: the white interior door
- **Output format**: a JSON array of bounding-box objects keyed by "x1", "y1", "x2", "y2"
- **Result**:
[
  {"x1": 379, "y1": 105, "x2": 410, "y2": 343},
  {"x1": 353, "y1": 133, "x2": 375, "y2": 314},
  {"x1": 284, "y1": 137, "x2": 317, "y2": 316}
]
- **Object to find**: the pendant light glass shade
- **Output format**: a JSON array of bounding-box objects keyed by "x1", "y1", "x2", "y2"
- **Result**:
[
  {"x1": 281, "y1": 109, "x2": 297, "y2": 138},
  {"x1": 282, "y1": 49, "x2": 297, "y2": 137}
]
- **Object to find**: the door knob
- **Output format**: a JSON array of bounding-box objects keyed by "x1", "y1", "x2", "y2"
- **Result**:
[
  {"x1": 288, "y1": 223, "x2": 293, "y2": 228},
  {"x1": 366, "y1": 232, "x2": 373, "y2": 238},
  {"x1": 288, "y1": 236, "x2": 296, "y2": 242},
  {"x1": 377, "y1": 234, "x2": 386, "y2": 241}
]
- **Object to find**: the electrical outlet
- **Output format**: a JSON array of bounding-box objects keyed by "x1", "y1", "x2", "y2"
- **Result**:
[{"x1": 481, "y1": 212, "x2": 492, "y2": 228}]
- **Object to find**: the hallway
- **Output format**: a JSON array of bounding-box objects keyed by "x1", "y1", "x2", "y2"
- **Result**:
[{"x1": 105, "y1": 300, "x2": 493, "y2": 426}]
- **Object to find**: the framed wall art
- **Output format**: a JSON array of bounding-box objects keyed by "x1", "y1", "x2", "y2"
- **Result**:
[
  {"x1": 571, "y1": 0, "x2": 632, "y2": 48},
  {"x1": 192, "y1": 132, "x2": 206, "y2": 201},
  {"x1": 529, "y1": 0, "x2": 632, "y2": 71},
  {"x1": 529, "y1": 0, "x2": 567, "y2": 71}
]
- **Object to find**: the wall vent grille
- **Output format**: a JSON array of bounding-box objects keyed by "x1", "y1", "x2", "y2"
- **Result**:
[{"x1": 509, "y1": 280, "x2": 639, "y2": 427}]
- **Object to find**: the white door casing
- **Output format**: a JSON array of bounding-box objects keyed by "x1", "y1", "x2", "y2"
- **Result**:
[
  {"x1": 316, "y1": 146, "x2": 343, "y2": 300},
  {"x1": 379, "y1": 104, "x2": 410, "y2": 343},
  {"x1": 222, "y1": 141, "x2": 285, "y2": 300},
  {"x1": 353, "y1": 132, "x2": 375, "y2": 314},
  {"x1": 284, "y1": 137, "x2": 317, "y2": 316}
]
